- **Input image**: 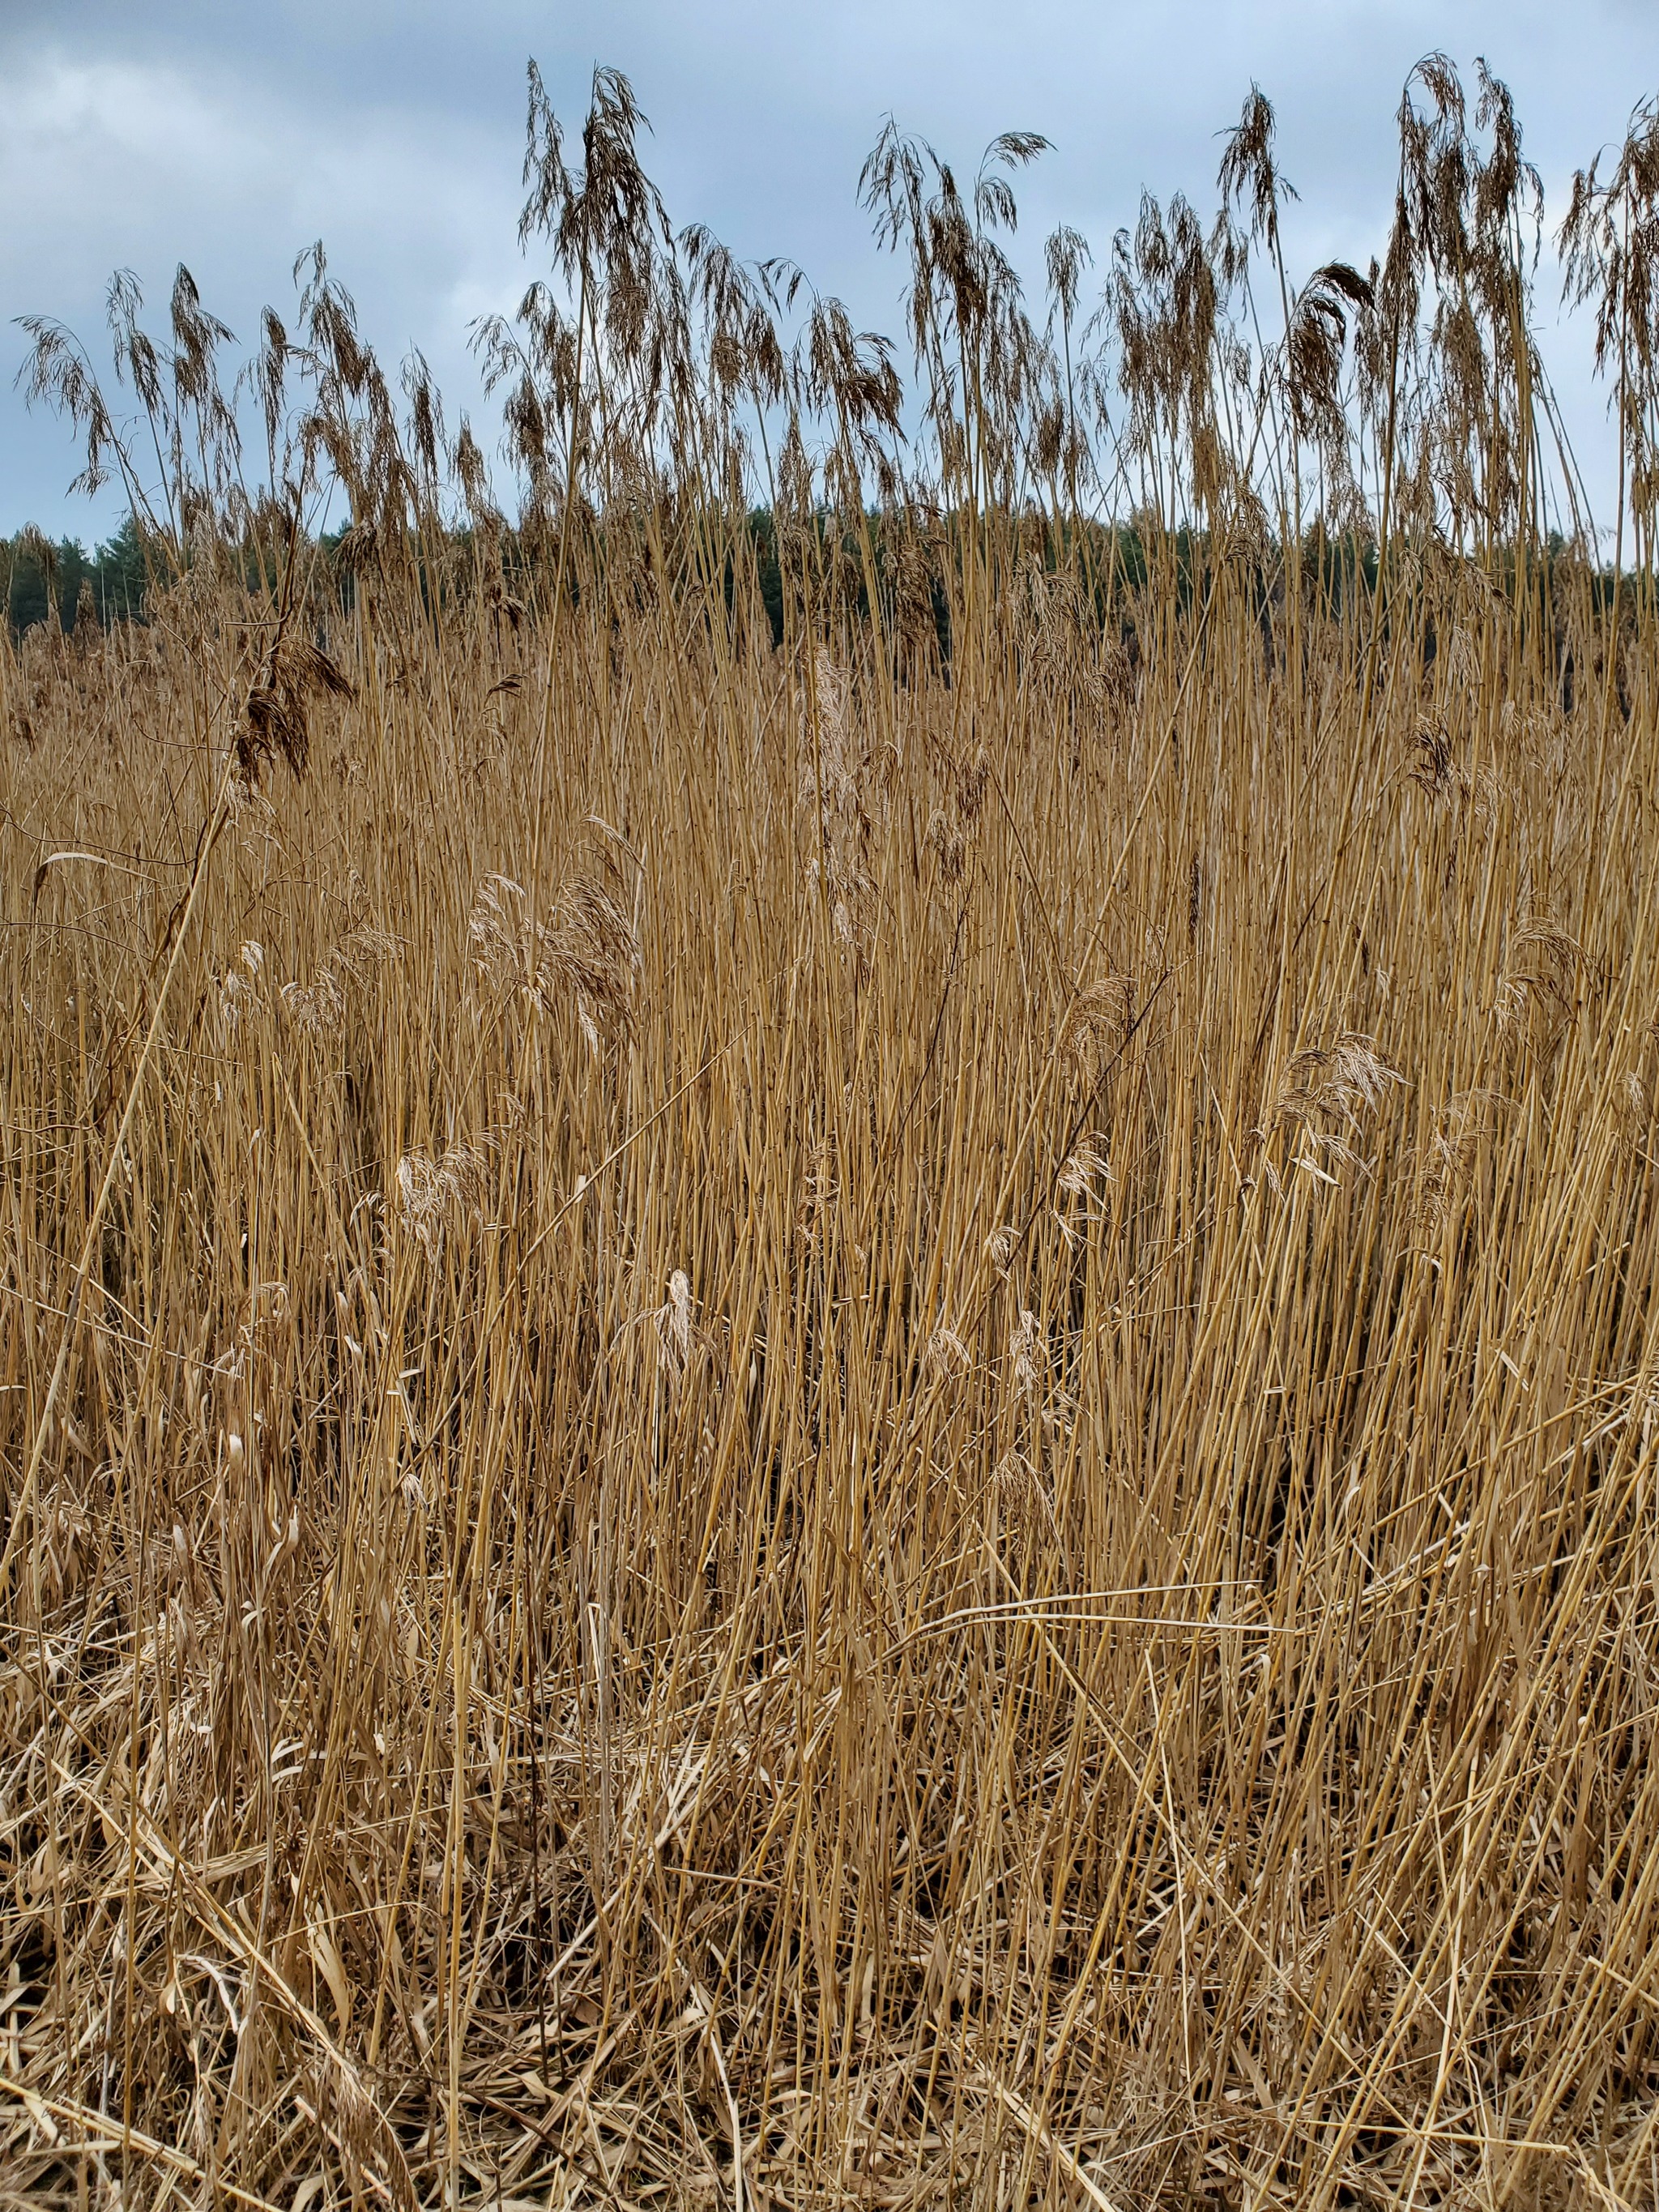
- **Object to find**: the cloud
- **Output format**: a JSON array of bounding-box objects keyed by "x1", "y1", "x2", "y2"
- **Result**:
[{"x1": 1, "y1": 48, "x2": 525, "y2": 532}]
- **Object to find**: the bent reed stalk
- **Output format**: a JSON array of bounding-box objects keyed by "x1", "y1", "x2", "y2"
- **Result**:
[{"x1": 6, "y1": 52, "x2": 1659, "y2": 2212}]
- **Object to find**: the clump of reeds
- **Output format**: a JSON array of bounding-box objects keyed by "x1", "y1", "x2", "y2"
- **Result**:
[{"x1": 3, "y1": 52, "x2": 1659, "y2": 2212}]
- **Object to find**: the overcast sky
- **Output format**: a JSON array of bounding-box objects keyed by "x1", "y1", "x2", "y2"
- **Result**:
[{"x1": 3, "y1": 0, "x2": 1654, "y2": 540}]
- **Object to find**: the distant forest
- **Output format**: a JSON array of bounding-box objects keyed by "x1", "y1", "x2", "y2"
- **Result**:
[
  {"x1": 2, "y1": 506, "x2": 1593, "y2": 664},
  {"x1": 3, "y1": 516, "x2": 151, "y2": 636}
]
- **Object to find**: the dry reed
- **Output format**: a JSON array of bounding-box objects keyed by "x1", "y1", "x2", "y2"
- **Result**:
[{"x1": 4, "y1": 53, "x2": 1659, "y2": 2212}]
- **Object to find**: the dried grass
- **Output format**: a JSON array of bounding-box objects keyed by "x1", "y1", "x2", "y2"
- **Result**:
[{"x1": 4, "y1": 50, "x2": 1659, "y2": 2212}]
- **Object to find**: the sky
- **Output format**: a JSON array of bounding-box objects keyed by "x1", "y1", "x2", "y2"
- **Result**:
[{"x1": 2, "y1": 0, "x2": 1654, "y2": 542}]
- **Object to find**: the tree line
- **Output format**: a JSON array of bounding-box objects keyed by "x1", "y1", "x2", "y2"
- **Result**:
[{"x1": 3, "y1": 515, "x2": 150, "y2": 637}]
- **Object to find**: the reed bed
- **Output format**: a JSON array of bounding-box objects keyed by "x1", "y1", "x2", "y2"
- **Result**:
[{"x1": 3, "y1": 53, "x2": 1659, "y2": 2212}]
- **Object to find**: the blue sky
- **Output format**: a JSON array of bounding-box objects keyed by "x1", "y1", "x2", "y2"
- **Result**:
[{"x1": 3, "y1": 0, "x2": 1654, "y2": 540}]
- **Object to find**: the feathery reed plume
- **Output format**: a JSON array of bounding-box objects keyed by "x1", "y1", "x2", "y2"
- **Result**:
[
  {"x1": 395, "y1": 1145, "x2": 486, "y2": 1262},
  {"x1": 469, "y1": 843, "x2": 640, "y2": 1049}
]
